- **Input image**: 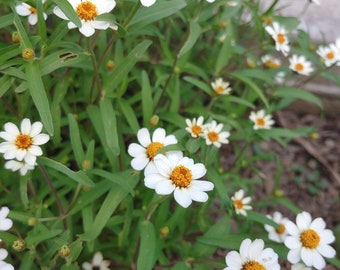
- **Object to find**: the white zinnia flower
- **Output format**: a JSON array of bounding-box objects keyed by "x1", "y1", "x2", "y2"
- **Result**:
[
  {"x1": 5, "y1": 160, "x2": 35, "y2": 176},
  {"x1": 185, "y1": 116, "x2": 206, "y2": 138},
  {"x1": 140, "y1": 0, "x2": 156, "y2": 7},
  {"x1": 82, "y1": 251, "x2": 110, "y2": 270},
  {"x1": 144, "y1": 152, "x2": 214, "y2": 208},
  {"x1": 0, "y1": 249, "x2": 14, "y2": 270},
  {"x1": 231, "y1": 189, "x2": 252, "y2": 216},
  {"x1": 264, "y1": 211, "x2": 290, "y2": 243},
  {"x1": 289, "y1": 55, "x2": 314, "y2": 76},
  {"x1": 0, "y1": 206, "x2": 13, "y2": 231},
  {"x1": 316, "y1": 44, "x2": 340, "y2": 67},
  {"x1": 53, "y1": 0, "x2": 116, "y2": 37},
  {"x1": 203, "y1": 120, "x2": 230, "y2": 148},
  {"x1": 211, "y1": 78, "x2": 232, "y2": 96},
  {"x1": 128, "y1": 127, "x2": 179, "y2": 172},
  {"x1": 15, "y1": 0, "x2": 47, "y2": 26},
  {"x1": 291, "y1": 263, "x2": 312, "y2": 270},
  {"x1": 0, "y1": 118, "x2": 50, "y2": 166},
  {"x1": 265, "y1": 22, "x2": 290, "y2": 56},
  {"x1": 249, "y1": 110, "x2": 275, "y2": 130},
  {"x1": 223, "y1": 238, "x2": 280, "y2": 270},
  {"x1": 261, "y1": 54, "x2": 281, "y2": 69},
  {"x1": 284, "y1": 211, "x2": 336, "y2": 269}
]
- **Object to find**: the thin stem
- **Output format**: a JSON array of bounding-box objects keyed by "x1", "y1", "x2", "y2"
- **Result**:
[
  {"x1": 65, "y1": 183, "x2": 82, "y2": 214},
  {"x1": 123, "y1": 1, "x2": 141, "y2": 29},
  {"x1": 87, "y1": 38, "x2": 103, "y2": 104},
  {"x1": 38, "y1": 164, "x2": 67, "y2": 229},
  {"x1": 145, "y1": 194, "x2": 169, "y2": 221}
]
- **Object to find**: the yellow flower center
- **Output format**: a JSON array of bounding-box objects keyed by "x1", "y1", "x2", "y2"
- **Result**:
[
  {"x1": 207, "y1": 131, "x2": 219, "y2": 142},
  {"x1": 326, "y1": 52, "x2": 334, "y2": 59},
  {"x1": 170, "y1": 165, "x2": 192, "y2": 188},
  {"x1": 275, "y1": 223, "x2": 285, "y2": 234},
  {"x1": 76, "y1": 1, "x2": 98, "y2": 21},
  {"x1": 29, "y1": 6, "x2": 37, "y2": 14},
  {"x1": 146, "y1": 142, "x2": 164, "y2": 160},
  {"x1": 264, "y1": 60, "x2": 280, "y2": 69},
  {"x1": 242, "y1": 261, "x2": 265, "y2": 270},
  {"x1": 277, "y1": 33, "x2": 286, "y2": 44},
  {"x1": 300, "y1": 229, "x2": 320, "y2": 249},
  {"x1": 15, "y1": 134, "x2": 32, "y2": 150},
  {"x1": 191, "y1": 125, "x2": 202, "y2": 136},
  {"x1": 256, "y1": 118, "x2": 265, "y2": 127},
  {"x1": 295, "y1": 63, "x2": 304, "y2": 71},
  {"x1": 234, "y1": 199, "x2": 243, "y2": 209},
  {"x1": 214, "y1": 85, "x2": 225, "y2": 95}
]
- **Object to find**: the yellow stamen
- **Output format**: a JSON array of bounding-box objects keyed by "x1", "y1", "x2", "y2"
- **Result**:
[
  {"x1": 170, "y1": 165, "x2": 192, "y2": 188},
  {"x1": 300, "y1": 229, "x2": 320, "y2": 249},
  {"x1": 234, "y1": 199, "x2": 243, "y2": 209},
  {"x1": 208, "y1": 131, "x2": 219, "y2": 142},
  {"x1": 76, "y1": 1, "x2": 97, "y2": 21},
  {"x1": 191, "y1": 125, "x2": 202, "y2": 136},
  {"x1": 15, "y1": 134, "x2": 32, "y2": 150},
  {"x1": 295, "y1": 63, "x2": 304, "y2": 71},
  {"x1": 214, "y1": 85, "x2": 225, "y2": 95},
  {"x1": 242, "y1": 261, "x2": 265, "y2": 270},
  {"x1": 146, "y1": 142, "x2": 163, "y2": 160},
  {"x1": 326, "y1": 52, "x2": 334, "y2": 59},
  {"x1": 275, "y1": 223, "x2": 285, "y2": 234},
  {"x1": 277, "y1": 33, "x2": 286, "y2": 44},
  {"x1": 29, "y1": 7, "x2": 37, "y2": 14},
  {"x1": 256, "y1": 118, "x2": 265, "y2": 127}
]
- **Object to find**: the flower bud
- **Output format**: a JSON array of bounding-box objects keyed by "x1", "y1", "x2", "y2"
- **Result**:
[
  {"x1": 106, "y1": 60, "x2": 115, "y2": 71},
  {"x1": 22, "y1": 48, "x2": 35, "y2": 60},
  {"x1": 159, "y1": 226, "x2": 169, "y2": 238},
  {"x1": 274, "y1": 189, "x2": 284, "y2": 197},
  {"x1": 149, "y1": 115, "x2": 159, "y2": 127},
  {"x1": 12, "y1": 32, "x2": 21, "y2": 43},
  {"x1": 28, "y1": 217, "x2": 37, "y2": 226},
  {"x1": 82, "y1": 159, "x2": 91, "y2": 171},
  {"x1": 12, "y1": 239, "x2": 25, "y2": 252},
  {"x1": 58, "y1": 244, "x2": 70, "y2": 258}
]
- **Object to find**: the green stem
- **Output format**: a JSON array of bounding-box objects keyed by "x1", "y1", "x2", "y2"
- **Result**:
[
  {"x1": 123, "y1": 1, "x2": 141, "y2": 29},
  {"x1": 145, "y1": 194, "x2": 169, "y2": 221},
  {"x1": 87, "y1": 38, "x2": 102, "y2": 104}
]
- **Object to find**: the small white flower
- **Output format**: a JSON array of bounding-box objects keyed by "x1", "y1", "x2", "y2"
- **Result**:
[
  {"x1": 5, "y1": 160, "x2": 35, "y2": 176},
  {"x1": 261, "y1": 55, "x2": 281, "y2": 69},
  {"x1": 0, "y1": 248, "x2": 14, "y2": 270},
  {"x1": 211, "y1": 78, "x2": 232, "y2": 96},
  {"x1": 140, "y1": 0, "x2": 156, "y2": 7},
  {"x1": 82, "y1": 251, "x2": 110, "y2": 270},
  {"x1": 0, "y1": 118, "x2": 50, "y2": 166},
  {"x1": 53, "y1": 0, "x2": 116, "y2": 37},
  {"x1": 0, "y1": 206, "x2": 13, "y2": 231},
  {"x1": 249, "y1": 110, "x2": 275, "y2": 130},
  {"x1": 289, "y1": 55, "x2": 314, "y2": 76},
  {"x1": 128, "y1": 128, "x2": 179, "y2": 172},
  {"x1": 203, "y1": 120, "x2": 230, "y2": 148},
  {"x1": 265, "y1": 22, "x2": 290, "y2": 56},
  {"x1": 231, "y1": 189, "x2": 252, "y2": 216},
  {"x1": 291, "y1": 263, "x2": 312, "y2": 270},
  {"x1": 264, "y1": 211, "x2": 290, "y2": 243},
  {"x1": 144, "y1": 152, "x2": 214, "y2": 208},
  {"x1": 275, "y1": 71, "x2": 286, "y2": 84},
  {"x1": 185, "y1": 116, "x2": 206, "y2": 138},
  {"x1": 284, "y1": 211, "x2": 336, "y2": 270},
  {"x1": 316, "y1": 44, "x2": 340, "y2": 67},
  {"x1": 15, "y1": 0, "x2": 47, "y2": 26},
  {"x1": 223, "y1": 238, "x2": 280, "y2": 270}
]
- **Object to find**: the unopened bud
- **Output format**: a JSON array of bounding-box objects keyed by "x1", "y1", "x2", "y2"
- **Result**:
[
  {"x1": 58, "y1": 244, "x2": 71, "y2": 258},
  {"x1": 219, "y1": 21, "x2": 227, "y2": 28},
  {"x1": 274, "y1": 189, "x2": 284, "y2": 197},
  {"x1": 12, "y1": 32, "x2": 20, "y2": 43},
  {"x1": 106, "y1": 60, "x2": 115, "y2": 71},
  {"x1": 12, "y1": 239, "x2": 25, "y2": 252},
  {"x1": 246, "y1": 58, "x2": 257, "y2": 68},
  {"x1": 28, "y1": 217, "x2": 37, "y2": 226},
  {"x1": 82, "y1": 159, "x2": 91, "y2": 171},
  {"x1": 159, "y1": 226, "x2": 169, "y2": 237},
  {"x1": 149, "y1": 115, "x2": 159, "y2": 127},
  {"x1": 22, "y1": 48, "x2": 35, "y2": 60}
]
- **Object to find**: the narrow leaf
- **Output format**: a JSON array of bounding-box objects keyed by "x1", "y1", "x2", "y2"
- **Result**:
[
  {"x1": 118, "y1": 99, "x2": 140, "y2": 133},
  {"x1": 137, "y1": 221, "x2": 157, "y2": 270},
  {"x1": 68, "y1": 114, "x2": 85, "y2": 168},
  {"x1": 52, "y1": 0, "x2": 82, "y2": 28},
  {"x1": 178, "y1": 21, "x2": 201, "y2": 58},
  {"x1": 141, "y1": 71, "x2": 153, "y2": 126}
]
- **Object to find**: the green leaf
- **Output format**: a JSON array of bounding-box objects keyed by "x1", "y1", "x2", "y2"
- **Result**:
[
  {"x1": 0, "y1": 75, "x2": 13, "y2": 98},
  {"x1": 25, "y1": 60, "x2": 54, "y2": 136},
  {"x1": 183, "y1": 76, "x2": 212, "y2": 96},
  {"x1": 12, "y1": 6, "x2": 32, "y2": 48},
  {"x1": 52, "y1": 0, "x2": 82, "y2": 28},
  {"x1": 118, "y1": 98, "x2": 140, "y2": 133},
  {"x1": 68, "y1": 114, "x2": 85, "y2": 168},
  {"x1": 274, "y1": 197, "x2": 301, "y2": 214},
  {"x1": 36, "y1": 0, "x2": 47, "y2": 43},
  {"x1": 0, "y1": 44, "x2": 20, "y2": 64},
  {"x1": 137, "y1": 221, "x2": 157, "y2": 270},
  {"x1": 141, "y1": 71, "x2": 153, "y2": 126},
  {"x1": 25, "y1": 229, "x2": 62, "y2": 246},
  {"x1": 274, "y1": 86, "x2": 323, "y2": 108},
  {"x1": 178, "y1": 21, "x2": 201, "y2": 58},
  {"x1": 215, "y1": 23, "x2": 233, "y2": 74},
  {"x1": 0, "y1": 13, "x2": 14, "y2": 29},
  {"x1": 103, "y1": 40, "x2": 152, "y2": 95},
  {"x1": 19, "y1": 252, "x2": 35, "y2": 270},
  {"x1": 247, "y1": 211, "x2": 280, "y2": 228},
  {"x1": 38, "y1": 157, "x2": 95, "y2": 187}
]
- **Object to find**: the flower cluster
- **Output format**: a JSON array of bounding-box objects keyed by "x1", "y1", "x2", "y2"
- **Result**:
[
  {"x1": 0, "y1": 206, "x2": 14, "y2": 270},
  {"x1": 0, "y1": 119, "x2": 49, "y2": 176},
  {"x1": 128, "y1": 127, "x2": 214, "y2": 208},
  {"x1": 316, "y1": 38, "x2": 340, "y2": 67}
]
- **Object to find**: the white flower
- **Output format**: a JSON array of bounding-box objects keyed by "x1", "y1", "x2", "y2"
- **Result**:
[
  {"x1": 265, "y1": 22, "x2": 290, "y2": 56},
  {"x1": 264, "y1": 211, "x2": 290, "y2": 243},
  {"x1": 275, "y1": 71, "x2": 286, "y2": 84},
  {"x1": 0, "y1": 118, "x2": 50, "y2": 166},
  {"x1": 144, "y1": 152, "x2": 214, "y2": 208},
  {"x1": 289, "y1": 55, "x2": 314, "y2": 76},
  {"x1": 0, "y1": 207, "x2": 13, "y2": 231},
  {"x1": 249, "y1": 110, "x2": 275, "y2": 130},
  {"x1": 316, "y1": 44, "x2": 340, "y2": 67},
  {"x1": 223, "y1": 238, "x2": 280, "y2": 270},
  {"x1": 211, "y1": 78, "x2": 232, "y2": 96},
  {"x1": 53, "y1": 0, "x2": 116, "y2": 37},
  {"x1": 284, "y1": 211, "x2": 336, "y2": 269},
  {"x1": 291, "y1": 263, "x2": 312, "y2": 270},
  {"x1": 5, "y1": 160, "x2": 35, "y2": 176},
  {"x1": 185, "y1": 116, "x2": 205, "y2": 138},
  {"x1": 261, "y1": 55, "x2": 281, "y2": 69},
  {"x1": 15, "y1": 0, "x2": 47, "y2": 26},
  {"x1": 140, "y1": 0, "x2": 156, "y2": 7},
  {"x1": 203, "y1": 120, "x2": 230, "y2": 148},
  {"x1": 82, "y1": 251, "x2": 110, "y2": 270},
  {"x1": 231, "y1": 189, "x2": 252, "y2": 216},
  {"x1": 0, "y1": 249, "x2": 14, "y2": 270},
  {"x1": 128, "y1": 128, "x2": 179, "y2": 172}
]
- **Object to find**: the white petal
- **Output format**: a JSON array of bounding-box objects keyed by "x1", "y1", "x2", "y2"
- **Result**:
[
  {"x1": 33, "y1": 133, "x2": 49, "y2": 145},
  {"x1": 190, "y1": 180, "x2": 214, "y2": 191},
  {"x1": 287, "y1": 248, "x2": 301, "y2": 264},
  {"x1": 28, "y1": 145, "x2": 43, "y2": 156},
  {"x1": 0, "y1": 207, "x2": 10, "y2": 218},
  {"x1": 53, "y1": 6, "x2": 69, "y2": 20},
  {"x1": 140, "y1": 0, "x2": 156, "y2": 7},
  {"x1": 155, "y1": 180, "x2": 175, "y2": 195},
  {"x1": 15, "y1": 149, "x2": 27, "y2": 161},
  {"x1": 311, "y1": 249, "x2": 326, "y2": 270},
  {"x1": 285, "y1": 220, "x2": 300, "y2": 237},
  {"x1": 284, "y1": 236, "x2": 301, "y2": 249},
  {"x1": 152, "y1": 128, "x2": 166, "y2": 143},
  {"x1": 0, "y1": 249, "x2": 8, "y2": 260},
  {"x1": 317, "y1": 244, "x2": 336, "y2": 258},
  {"x1": 79, "y1": 23, "x2": 96, "y2": 37},
  {"x1": 137, "y1": 128, "x2": 151, "y2": 147},
  {"x1": 28, "y1": 14, "x2": 38, "y2": 25},
  {"x1": 296, "y1": 212, "x2": 312, "y2": 230},
  {"x1": 96, "y1": 0, "x2": 116, "y2": 14},
  {"x1": 189, "y1": 163, "x2": 206, "y2": 179},
  {"x1": 92, "y1": 252, "x2": 103, "y2": 265},
  {"x1": 0, "y1": 219, "x2": 13, "y2": 231},
  {"x1": 68, "y1": 21, "x2": 77, "y2": 29},
  {"x1": 301, "y1": 248, "x2": 314, "y2": 267},
  {"x1": 0, "y1": 132, "x2": 15, "y2": 142},
  {"x1": 128, "y1": 143, "x2": 145, "y2": 158},
  {"x1": 91, "y1": 20, "x2": 110, "y2": 30},
  {"x1": 15, "y1": 4, "x2": 31, "y2": 16},
  {"x1": 30, "y1": 122, "x2": 43, "y2": 137},
  {"x1": 249, "y1": 239, "x2": 264, "y2": 259},
  {"x1": 20, "y1": 118, "x2": 31, "y2": 134},
  {"x1": 174, "y1": 188, "x2": 192, "y2": 208},
  {"x1": 163, "y1": 134, "x2": 177, "y2": 145},
  {"x1": 144, "y1": 162, "x2": 158, "y2": 175},
  {"x1": 144, "y1": 174, "x2": 167, "y2": 189},
  {"x1": 154, "y1": 155, "x2": 172, "y2": 177},
  {"x1": 3, "y1": 123, "x2": 20, "y2": 136},
  {"x1": 319, "y1": 229, "x2": 335, "y2": 244},
  {"x1": 24, "y1": 152, "x2": 37, "y2": 166},
  {"x1": 130, "y1": 156, "x2": 149, "y2": 171},
  {"x1": 225, "y1": 251, "x2": 243, "y2": 269},
  {"x1": 188, "y1": 189, "x2": 208, "y2": 202}
]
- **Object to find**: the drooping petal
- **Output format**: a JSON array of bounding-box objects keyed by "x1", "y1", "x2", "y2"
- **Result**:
[
  {"x1": 24, "y1": 152, "x2": 37, "y2": 166},
  {"x1": 28, "y1": 14, "x2": 38, "y2": 25},
  {"x1": 174, "y1": 188, "x2": 192, "y2": 208},
  {"x1": 79, "y1": 23, "x2": 96, "y2": 37},
  {"x1": 287, "y1": 248, "x2": 301, "y2": 264}
]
